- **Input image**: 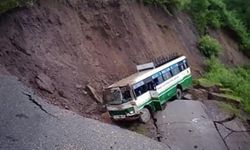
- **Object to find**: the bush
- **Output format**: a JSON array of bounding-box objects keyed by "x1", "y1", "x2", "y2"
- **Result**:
[
  {"x1": 143, "y1": 0, "x2": 189, "y2": 14},
  {"x1": 0, "y1": 0, "x2": 34, "y2": 14},
  {"x1": 198, "y1": 35, "x2": 222, "y2": 58},
  {"x1": 188, "y1": 0, "x2": 225, "y2": 34},
  {"x1": 187, "y1": 0, "x2": 250, "y2": 54},
  {"x1": 203, "y1": 58, "x2": 250, "y2": 113},
  {"x1": 223, "y1": 11, "x2": 250, "y2": 54}
]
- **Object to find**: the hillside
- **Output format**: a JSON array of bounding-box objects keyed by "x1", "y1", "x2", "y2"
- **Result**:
[{"x1": 0, "y1": 0, "x2": 249, "y2": 119}]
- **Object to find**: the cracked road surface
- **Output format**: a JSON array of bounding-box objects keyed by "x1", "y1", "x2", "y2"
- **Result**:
[
  {"x1": 0, "y1": 75, "x2": 169, "y2": 150},
  {"x1": 155, "y1": 100, "x2": 228, "y2": 150}
]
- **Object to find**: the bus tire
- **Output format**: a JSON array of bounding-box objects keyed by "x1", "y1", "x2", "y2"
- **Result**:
[
  {"x1": 139, "y1": 108, "x2": 151, "y2": 123},
  {"x1": 176, "y1": 88, "x2": 183, "y2": 100}
]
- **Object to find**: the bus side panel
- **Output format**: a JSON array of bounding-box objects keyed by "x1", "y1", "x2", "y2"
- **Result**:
[
  {"x1": 180, "y1": 75, "x2": 192, "y2": 90},
  {"x1": 158, "y1": 85, "x2": 177, "y2": 104}
]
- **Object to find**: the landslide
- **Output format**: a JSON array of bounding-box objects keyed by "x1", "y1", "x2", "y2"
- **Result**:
[{"x1": 0, "y1": 0, "x2": 248, "y2": 119}]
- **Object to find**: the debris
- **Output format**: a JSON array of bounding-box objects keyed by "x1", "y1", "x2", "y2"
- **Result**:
[
  {"x1": 64, "y1": 105, "x2": 69, "y2": 110},
  {"x1": 76, "y1": 84, "x2": 83, "y2": 89},
  {"x1": 208, "y1": 92, "x2": 240, "y2": 107},
  {"x1": 188, "y1": 88, "x2": 208, "y2": 100},
  {"x1": 58, "y1": 90, "x2": 68, "y2": 98},
  {"x1": 82, "y1": 90, "x2": 88, "y2": 95},
  {"x1": 183, "y1": 93, "x2": 193, "y2": 100},
  {"x1": 85, "y1": 84, "x2": 103, "y2": 104},
  {"x1": 35, "y1": 73, "x2": 55, "y2": 94}
]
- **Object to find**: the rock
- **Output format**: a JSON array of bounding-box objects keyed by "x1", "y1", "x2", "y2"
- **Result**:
[
  {"x1": 101, "y1": 112, "x2": 112, "y2": 124},
  {"x1": 82, "y1": 90, "x2": 88, "y2": 95},
  {"x1": 64, "y1": 105, "x2": 69, "y2": 110},
  {"x1": 85, "y1": 84, "x2": 103, "y2": 104},
  {"x1": 188, "y1": 88, "x2": 208, "y2": 100},
  {"x1": 183, "y1": 93, "x2": 193, "y2": 100},
  {"x1": 195, "y1": 78, "x2": 221, "y2": 92},
  {"x1": 76, "y1": 84, "x2": 83, "y2": 89},
  {"x1": 208, "y1": 92, "x2": 240, "y2": 107},
  {"x1": 58, "y1": 90, "x2": 68, "y2": 98},
  {"x1": 35, "y1": 73, "x2": 55, "y2": 94}
]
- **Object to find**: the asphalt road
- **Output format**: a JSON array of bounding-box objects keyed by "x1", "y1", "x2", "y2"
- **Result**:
[
  {"x1": 0, "y1": 75, "x2": 169, "y2": 150},
  {"x1": 155, "y1": 100, "x2": 228, "y2": 150}
]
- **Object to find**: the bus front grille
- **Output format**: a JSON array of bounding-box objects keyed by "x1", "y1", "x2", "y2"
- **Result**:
[{"x1": 109, "y1": 110, "x2": 126, "y2": 116}]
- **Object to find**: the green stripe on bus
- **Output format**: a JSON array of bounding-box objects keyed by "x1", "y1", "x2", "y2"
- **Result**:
[{"x1": 137, "y1": 75, "x2": 192, "y2": 110}]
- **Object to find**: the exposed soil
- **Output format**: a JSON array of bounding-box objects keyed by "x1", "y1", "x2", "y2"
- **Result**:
[{"x1": 0, "y1": 0, "x2": 249, "y2": 120}]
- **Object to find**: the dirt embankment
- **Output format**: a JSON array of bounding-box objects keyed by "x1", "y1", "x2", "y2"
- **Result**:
[{"x1": 0, "y1": 0, "x2": 248, "y2": 119}]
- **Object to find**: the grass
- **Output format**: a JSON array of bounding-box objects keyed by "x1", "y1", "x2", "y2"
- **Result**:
[
  {"x1": 202, "y1": 57, "x2": 250, "y2": 113},
  {"x1": 216, "y1": 93, "x2": 242, "y2": 102},
  {"x1": 194, "y1": 78, "x2": 222, "y2": 88}
]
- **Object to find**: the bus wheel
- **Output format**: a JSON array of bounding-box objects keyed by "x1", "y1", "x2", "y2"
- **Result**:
[
  {"x1": 139, "y1": 108, "x2": 151, "y2": 123},
  {"x1": 176, "y1": 88, "x2": 183, "y2": 100}
]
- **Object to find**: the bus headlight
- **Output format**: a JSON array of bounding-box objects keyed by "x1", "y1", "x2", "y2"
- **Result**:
[
  {"x1": 129, "y1": 110, "x2": 134, "y2": 114},
  {"x1": 126, "y1": 107, "x2": 135, "y2": 115}
]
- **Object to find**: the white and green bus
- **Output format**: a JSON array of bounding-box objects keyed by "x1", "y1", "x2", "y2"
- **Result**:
[{"x1": 104, "y1": 55, "x2": 192, "y2": 123}]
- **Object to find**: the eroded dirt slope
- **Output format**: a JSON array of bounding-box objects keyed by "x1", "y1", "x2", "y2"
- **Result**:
[{"x1": 0, "y1": 0, "x2": 248, "y2": 118}]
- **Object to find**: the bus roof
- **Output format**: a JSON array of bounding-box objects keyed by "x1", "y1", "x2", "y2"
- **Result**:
[
  {"x1": 108, "y1": 70, "x2": 151, "y2": 88},
  {"x1": 108, "y1": 56, "x2": 186, "y2": 88}
]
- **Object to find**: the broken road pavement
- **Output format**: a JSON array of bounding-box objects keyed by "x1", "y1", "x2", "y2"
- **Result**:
[{"x1": 0, "y1": 75, "x2": 169, "y2": 150}]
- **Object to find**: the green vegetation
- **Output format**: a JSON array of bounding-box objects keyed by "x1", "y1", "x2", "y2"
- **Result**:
[
  {"x1": 193, "y1": 78, "x2": 221, "y2": 88},
  {"x1": 0, "y1": 0, "x2": 34, "y2": 14},
  {"x1": 144, "y1": 0, "x2": 250, "y2": 54},
  {"x1": 198, "y1": 35, "x2": 222, "y2": 58},
  {"x1": 188, "y1": 0, "x2": 250, "y2": 54},
  {"x1": 143, "y1": 0, "x2": 190, "y2": 14},
  {"x1": 201, "y1": 57, "x2": 250, "y2": 113},
  {"x1": 225, "y1": 0, "x2": 250, "y2": 31},
  {"x1": 218, "y1": 102, "x2": 242, "y2": 118}
]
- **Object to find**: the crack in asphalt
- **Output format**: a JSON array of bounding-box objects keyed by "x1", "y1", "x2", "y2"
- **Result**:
[
  {"x1": 22, "y1": 92, "x2": 57, "y2": 118},
  {"x1": 213, "y1": 122, "x2": 230, "y2": 150},
  {"x1": 151, "y1": 114, "x2": 172, "y2": 150},
  {"x1": 213, "y1": 115, "x2": 250, "y2": 150}
]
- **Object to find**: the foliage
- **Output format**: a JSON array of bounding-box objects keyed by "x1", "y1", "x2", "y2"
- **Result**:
[
  {"x1": 143, "y1": 0, "x2": 190, "y2": 14},
  {"x1": 203, "y1": 58, "x2": 250, "y2": 113},
  {"x1": 0, "y1": 0, "x2": 34, "y2": 14},
  {"x1": 198, "y1": 35, "x2": 222, "y2": 58},
  {"x1": 188, "y1": 0, "x2": 225, "y2": 34},
  {"x1": 188, "y1": 0, "x2": 250, "y2": 54},
  {"x1": 223, "y1": 11, "x2": 250, "y2": 54},
  {"x1": 225, "y1": 0, "x2": 250, "y2": 31}
]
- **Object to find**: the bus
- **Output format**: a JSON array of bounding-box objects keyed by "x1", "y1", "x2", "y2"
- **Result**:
[{"x1": 104, "y1": 55, "x2": 192, "y2": 123}]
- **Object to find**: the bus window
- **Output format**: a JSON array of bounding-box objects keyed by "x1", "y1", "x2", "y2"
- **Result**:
[
  {"x1": 183, "y1": 59, "x2": 189, "y2": 68},
  {"x1": 171, "y1": 64, "x2": 180, "y2": 76},
  {"x1": 178, "y1": 61, "x2": 185, "y2": 71},
  {"x1": 161, "y1": 68, "x2": 172, "y2": 80},
  {"x1": 134, "y1": 84, "x2": 148, "y2": 97},
  {"x1": 152, "y1": 73, "x2": 164, "y2": 85},
  {"x1": 147, "y1": 81, "x2": 155, "y2": 90},
  {"x1": 122, "y1": 90, "x2": 132, "y2": 101}
]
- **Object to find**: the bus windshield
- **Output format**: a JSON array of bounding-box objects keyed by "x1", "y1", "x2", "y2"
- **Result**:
[{"x1": 105, "y1": 87, "x2": 132, "y2": 105}]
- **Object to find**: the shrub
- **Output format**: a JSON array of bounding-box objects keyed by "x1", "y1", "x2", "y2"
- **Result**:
[
  {"x1": 198, "y1": 35, "x2": 222, "y2": 58},
  {"x1": 203, "y1": 58, "x2": 250, "y2": 113},
  {"x1": 0, "y1": 0, "x2": 34, "y2": 14},
  {"x1": 188, "y1": 0, "x2": 225, "y2": 34},
  {"x1": 187, "y1": 0, "x2": 250, "y2": 54},
  {"x1": 223, "y1": 11, "x2": 250, "y2": 54},
  {"x1": 143, "y1": 0, "x2": 189, "y2": 14}
]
